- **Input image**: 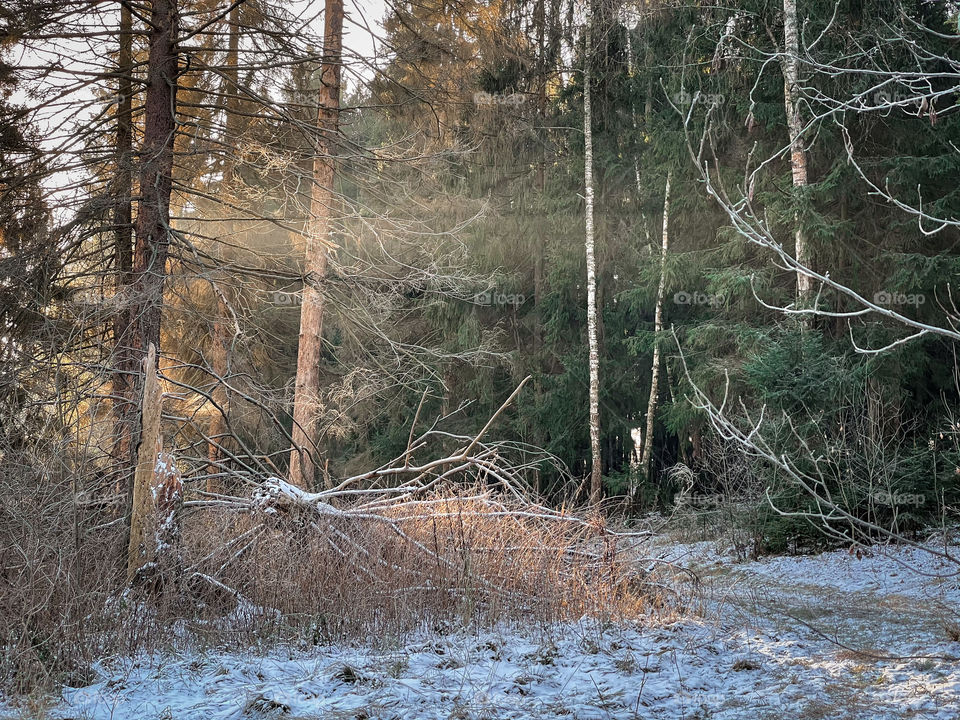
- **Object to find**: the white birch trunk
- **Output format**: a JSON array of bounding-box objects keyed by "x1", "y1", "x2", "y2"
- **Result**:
[
  {"x1": 638, "y1": 172, "x2": 671, "y2": 487},
  {"x1": 584, "y1": 1, "x2": 602, "y2": 503},
  {"x1": 781, "y1": 0, "x2": 812, "y2": 301}
]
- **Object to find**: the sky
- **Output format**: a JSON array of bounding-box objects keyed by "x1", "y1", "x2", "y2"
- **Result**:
[{"x1": 344, "y1": 0, "x2": 389, "y2": 60}]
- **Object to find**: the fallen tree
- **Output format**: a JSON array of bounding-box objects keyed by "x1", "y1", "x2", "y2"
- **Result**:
[{"x1": 167, "y1": 379, "x2": 676, "y2": 635}]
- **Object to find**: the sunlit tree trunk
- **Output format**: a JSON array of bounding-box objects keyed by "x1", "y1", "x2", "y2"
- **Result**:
[
  {"x1": 127, "y1": 344, "x2": 161, "y2": 581},
  {"x1": 289, "y1": 0, "x2": 343, "y2": 490},
  {"x1": 638, "y1": 171, "x2": 671, "y2": 486},
  {"x1": 583, "y1": 0, "x2": 602, "y2": 503},
  {"x1": 781, "y1": 0, "x2": 812, "y2": 301}
]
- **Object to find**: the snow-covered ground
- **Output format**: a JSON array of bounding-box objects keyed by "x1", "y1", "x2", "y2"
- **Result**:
[{"x1": 5, "y1": 538, "x2": 960, "y2": 719}]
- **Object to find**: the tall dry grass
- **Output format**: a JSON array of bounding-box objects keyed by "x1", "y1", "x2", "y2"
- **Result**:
[
  {"x1": 1, "y1": 459, "x2": 673, "y2": 696},
  {"x1": 183, "y1": 488, "x2": 661, "y2": 641},
  {"x1": 0, "y1": 442, "x2": 129, "y2": 693}
]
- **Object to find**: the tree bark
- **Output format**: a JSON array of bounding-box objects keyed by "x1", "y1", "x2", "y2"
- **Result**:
[
  {"x1": 289, "y1": 0, "x2": 343, "y2": 490},
  {"x1": 207, "y1": 2, "x2": 241, "y2": 493},
  {"x1": 127, "y1": 343, "x2": 162, "y2": 581},
  {"x1": 638, "y1": 171, "x2": 671, "y2": 488},
  {"x1": 126, "y1": 343, "x2": 182, "y2": 584},
  {"x1": 207, "y1": 293, "x2": 230, "y2": 491},
  {"x1": 128, "y1": 0, "x2": 178, "y2": 361},
  {"x1": 112, "y1": 0, "x2": 135, "y2": 485},
  {"x1": 583, "y1": 1, "x2": 602, "y2": 504},
  {"x1": 781, "y1": 0, "x2": 812, "y2": 302},
  {"x1": 115, "y1": 0, "x2": 177, "y2": 533}
]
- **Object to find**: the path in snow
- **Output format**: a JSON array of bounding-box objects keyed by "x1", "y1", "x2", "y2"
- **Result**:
[{"x1": 658, "y1": 536, "x2": 960, "y2": 718}]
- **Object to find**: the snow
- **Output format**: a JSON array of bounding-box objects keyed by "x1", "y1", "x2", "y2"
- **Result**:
[{"x1": 4, "y1": 539, "x2": 960, "y2": 719}]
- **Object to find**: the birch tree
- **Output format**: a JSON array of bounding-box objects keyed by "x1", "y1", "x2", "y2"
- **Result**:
[
  {"x1": 781, "y1": 0, "x2": 812, "y2": 302},
  {"x1": 637, "y1": 171, "x2": 670, "y2": 488},
  {"x1": 583, "y1": 0, "x2": 602, "y2": 503}
]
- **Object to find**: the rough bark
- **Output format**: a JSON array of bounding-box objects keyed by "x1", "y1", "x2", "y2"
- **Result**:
[
  {"x1": 781, "y1": 0, "x2": 813, "y2": 301},
  {"x1": 127, "y1": 343, "x2": 183, "y2": 584},
  {"x1": 127, "y1": 0, "x2": 178, "y2": 362},
  {"x1": 127, "y1": 344, "x2": 162, "y2": 581},
  {"x1": 583, "y1": 2, "x2": 602, "y2": 504},
  {"x1": 289, "y1": 0, "x2": 343, "y2": 490},
  {"x1": 112, "y1": 0, "x2": 135, "y2": 485},
  {"x1": 638, "y1": 171, "x2": 671, "y2": 487},
  {"x1": 114, "y1": 0, "x2": 177, "y2": 540}
]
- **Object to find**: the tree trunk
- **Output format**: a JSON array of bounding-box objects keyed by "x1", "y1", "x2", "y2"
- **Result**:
[
  {"x1": 583, "y1": 1, "x2": 602, "y2": 504},
  {"x1": 127, "y1": 343, "x2": 182, "y2": 585},
  {"x1": 127, "y1": 343, "x2": 162, "y2": 581},
  {"x1": 207, "y1": 2, "x2": 241, "y2": 493},
  {"x1": 112, "y1": 0, "x2": 135, "y2": 487},
  {"x1": 207, "y1": 293, "x2": 230, "y2": 491},
  {"x1": 781, "y1": 0, "x2": 812, "y2": 301},
  {"x1": 128, "y1": 0, "x2": 178, "y2": 362},
  {"x1": 638, "y1": 171, "x2": 671, "y2": 489},
  {"x1": 289, "y1": 0, "x2": 343, "y2": 490},
  {"x1": 115, "y1": 0, "x2": 177, "y2": 533}
]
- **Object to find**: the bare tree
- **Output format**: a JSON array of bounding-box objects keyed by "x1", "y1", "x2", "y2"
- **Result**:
[{"x1": 668, "y1": 3, "x2": 960, "y2": 561}]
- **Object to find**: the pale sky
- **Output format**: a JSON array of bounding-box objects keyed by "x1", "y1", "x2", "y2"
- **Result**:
[{"x1": 343, "y1": 0, "x2": 390, "y2": 88}]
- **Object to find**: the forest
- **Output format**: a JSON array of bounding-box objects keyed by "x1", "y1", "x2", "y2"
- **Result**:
[{"x1": 2, "y1": 0, "x2": 960, "y2": 717}]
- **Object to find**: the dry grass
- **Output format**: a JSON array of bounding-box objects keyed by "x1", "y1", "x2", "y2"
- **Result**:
[
  {"x1": 0, "y1": 444, "x2": 130, "y2": 695},
  {"x1": 1, "y1": 463, "x2": 672, "y2": 696},
  {"x1": 182, "y1": 487, "x2": 661, "y2": 642}
]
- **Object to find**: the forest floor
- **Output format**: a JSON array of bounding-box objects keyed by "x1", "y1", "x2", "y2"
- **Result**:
[{"x1": 5, "y1": 530, "x2": 960, "y2": 719}]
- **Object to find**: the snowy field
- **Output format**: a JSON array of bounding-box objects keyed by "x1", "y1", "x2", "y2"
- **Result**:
[{"x1": 5, "y1": 538, "x2": 960, "y2": 719}]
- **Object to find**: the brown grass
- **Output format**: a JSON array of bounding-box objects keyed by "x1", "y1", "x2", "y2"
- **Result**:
[
  {"x1": 1, "y1": 467, "x2": 669, "y2": 696},
  {"x1": 183, "y1": 488, "x2": 659, "y2": 641}
]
